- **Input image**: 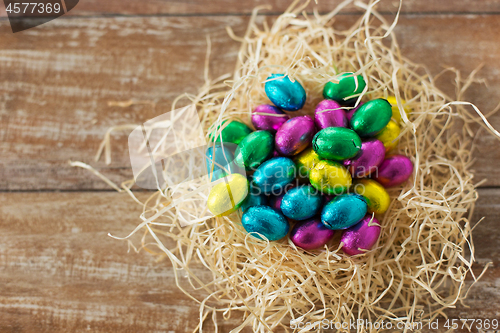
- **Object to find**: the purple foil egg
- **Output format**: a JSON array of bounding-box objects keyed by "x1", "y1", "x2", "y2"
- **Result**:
[
  {"x1": 269, "y1": 183, "x2": 297, "y2": 212},
  {"x1": 251, "y1": 104, "x2": 290, "y2": 133},
  {"x1": 314, "y1": 100, "x2": 348, "y2": 129},
  {"x1": 341, "y1": 214, "x2": 381, "y2": 255},
  {"x1": 275, "y1": 115, "x2": 316, "y2": 156},
  {"x1": 374, "y1": 155, "x2": 414, "y2": 187},
  {"x1": 273, "y1": 150, "x2": 281, "y2": 158},
  {"x1": 323, "y1": 194, "x2": 335, "y2": 203},
  {"x1": 343, "y1": 139, "x2": 385, "y2": 178},
  {"x1": 345, "y1": 102, "x2": 364, "y2": 121},
  {"x1": 290, "y1": 218, "x2": 335, "y2": 250}
]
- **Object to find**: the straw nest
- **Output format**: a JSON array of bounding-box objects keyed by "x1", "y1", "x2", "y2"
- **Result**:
[{"x1": 78, "y1": 1, "x2": 500, "y2": 332}]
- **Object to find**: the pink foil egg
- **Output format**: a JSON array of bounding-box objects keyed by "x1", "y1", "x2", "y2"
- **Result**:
[
  {"x1": 290, "y1": 218, "x2": 335, "y2": 250},
  {"x1": 269, "y1": 182, "x2": 297, "y2": 213},
  {"x1": 341, "y1": 214, "x2": 381, "y2": 255},
  {"x1": 374, "y1": 155, "x2": 414, "y2": 187},
  {"x1": 343, "y1": 139, "x2": 385, "y2": 178},
  {"x1": 251, "y1": 104, "x2": 290, "y2": 133},
  {"x1": 314, "y1": 100, "x2": 348, "y2": 129},
  {"x1": 275, "y1": 115, "x2": 316, "y2": 156},
  {"x1": 345, "y1": 102, "x2": 364, "y2": 121}
]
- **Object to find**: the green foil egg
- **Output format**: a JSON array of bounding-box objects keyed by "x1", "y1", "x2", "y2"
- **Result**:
[
  {"x1": 211, "y1": 120, "x2": 252, "y2": 144},
  {"x1": 350, "y1": 99, "x2": 392, "y2": 137},
  {"x1": 235, "y1": 130, "x2": 274, "y2": 171},
  {"x1": 207, "y1": 173, "x2": 249, "y2": 217},
  {"x1": 312, "y1": 127, "x2": 362, "y2": 160},
  {"x1": 323, "y1": 73, "x2": 366, "y2": 103}
]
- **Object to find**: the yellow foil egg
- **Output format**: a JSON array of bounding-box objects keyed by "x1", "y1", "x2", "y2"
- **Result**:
[
  {"x1": 295, "y1": 147, "x2": 321, "y2": 178},
  {"x1": 309, "y1": 160, "x2": 352, "y2": 195},
  {"x1": 386, "y1": 96, "x2": 411, "y2": 123},
  {"x1": 207, "y1": 173, "x2": 249, "y2": 217},
  {"x1": 375, "y1": 120, "x2": 400, "y2": 152},
  {"x1": 353, "y1": 179, "x2": 390, "y2": 214}
]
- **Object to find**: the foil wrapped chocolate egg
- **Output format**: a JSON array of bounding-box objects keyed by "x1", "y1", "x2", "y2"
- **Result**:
[
  {"x1": 211, "y1": 120, "x2": 252, "y2": 144},
  {"x1": 205, "y1": 144, "x2": 236, "y2": 182},
  {"x1": 374, "y1": 155, "x2": 414, "y2": 187},
  {"x1": 341, "y1": 214, "x2": 381, "y2": 256},
  {"x1": 386, "y1": 96, "x2": 411, "y2": 123},
  {"x1": 345, "y1": 102, "x2": 363, "y2": 121},
  {"x1": 207, "y1": 173, "x2": 249, "y2": 216},
  {"x1": 290, "y1": 218, "x2": 335, "y2": 250},
  {"x1": 375, "y1": 120, "x2": 400, "y2": 152},
  {"x1": 253, "y1": 157, "x2": 296, "y2": 195},
  {"x1": 242, "y1": 205, "x2": 290, "y2": 241},
  {"x1": 353, "y1": 179, "x2": 390, "y2": 214},
  {"x1": 321, "y1": 194, "x2": 367, "y2": 230},
  {"x1": 309, "y1": 160, "x2": 352, "y2": 195},
  {"x1": 312, "y1": 127, "x2": 362, "y2": 160},
  {"x1": 235, "y1": 130, "x2": 274, "y2": 171},
  {"x1": 275, "y1": 115, "x2": 315, "y2": 156},
  {"x1": 295, "y1": 147, "x2": 321, "y2": 179},
  {"x1": 251, "y1": 104, "x2": 290, "y2": 133},
  {"x1": 281, "y1": 185, "x2": 323, "y2": 220},
  {"x1": 269, "y1": 182, "x2": 297, "y2": 213},
  {"x1": 350, "y1": 99, "x2": 392, "y2": 137},
  {"x1": 343, "y1": 139, "x2": 385, "y2": 178},
  {"x1": 240, "y1": 182, "x2": 268, "y2": 213},
  {"x1": 265, "y1": 74, "x2": 306, "y2": 111},
  {"x1": 323, "y1": 73, "x2": 366, "y2": 103},
  {"x1": 314, "y1": 99, "x2": 348, "y2": 129}
]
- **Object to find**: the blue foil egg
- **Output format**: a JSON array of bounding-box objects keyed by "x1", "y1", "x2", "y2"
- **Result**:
[
  {"x1": 281, "y1": 185, "x2": 323, "y2": 220},
  {"x1": 321, "y1": 194, "x2": 367, "y2": 230},
  {"x1": 240, "y1": 182, "x2": 268, "y2": 212},
  {"x1": 253, "y1": 157, "x2": 296, "y2": 195},
  {"x1": 241, "y1": 205, "x2": 290, "y2": 241},
  {"x1": 265, "y1": 74, "x2": 306, "y2": 111},
  {"x1": 205, "y1": 144, "x2": 236, "y2": 181}
]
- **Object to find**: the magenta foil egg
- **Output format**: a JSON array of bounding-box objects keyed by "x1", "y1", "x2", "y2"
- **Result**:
[
  {"x1": 251, "y1": 104, "x2": 290, "y2": 133},
  {"x1": 290, "y1": 218, "x2": 335, "y2": 250},
  {"x1": 269, "y1": 183, "x2": 297, "y2": 212},
  {"x1": 374, "y1": 155, "x2": 414, "y2": 187},
  {"x1": 314, "y1": 100, "x2": 347, "y2": 129},
  {"x1": 275, "y1": 115, "x2": 316, "y2": 156},
  {"x1": 341, "y1": 215, "x2": 381, "y2": 255},
  {"x1": 343, "y1": 139, "x2": 385, "y2": 178},
  {"x1": 345, "y1": 102, "x2": 364, "y2": 121}
]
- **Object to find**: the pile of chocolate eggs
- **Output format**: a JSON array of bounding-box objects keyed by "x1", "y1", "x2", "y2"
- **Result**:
[{"x1": 206, "y1": 73, "x2": 413, "y2": 255}]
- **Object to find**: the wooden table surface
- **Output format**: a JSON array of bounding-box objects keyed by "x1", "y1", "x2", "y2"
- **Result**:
[{"x1": 1, "y1": 1, "x2": 500, "y2": 332}]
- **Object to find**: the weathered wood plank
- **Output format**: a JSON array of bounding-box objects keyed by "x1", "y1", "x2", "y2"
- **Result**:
[
  {"x1": 58, "y1": 0, "x2": 500, "y2": 16},
  {"x1": 1, "y1": 14, "x2": 500, "y2": 190},
  {"x1": 0, "y1": 190, "x2": 498, "y2": 332}
]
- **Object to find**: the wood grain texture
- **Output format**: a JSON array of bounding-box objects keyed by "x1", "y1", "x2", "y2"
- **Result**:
[
  {"x1": 65, "y1": 0, "x2": 500, "y2": 16},
  {"x1": 0, "y1": 190, "x2": 498, "y2": 333},
  {"x1": 2, "y1": 14, "x2": 500, "y2": 190}
]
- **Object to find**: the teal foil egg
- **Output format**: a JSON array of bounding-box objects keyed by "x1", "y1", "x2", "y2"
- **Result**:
[
  {"x1": 240, "y1": 182, "x2": 268, "y2": 212},
  {"x1": 321, "y1": 194, "x2": 367, "y2": 230},
  {"x1": 265, "y1": 74, "x2": 306, "y2": 111},
  {"x1": 205, "y1": 144, "x2": 235, "y2": 182},
  {"x1": 241, "y1": 205, "x2": 290, "y2": 241},
  {"x1": 281, "y1": 185, "x2": 323, "y2": 220},
  {"x1": 253, "y1": 157, "x2": 296, "y2": 195}
]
